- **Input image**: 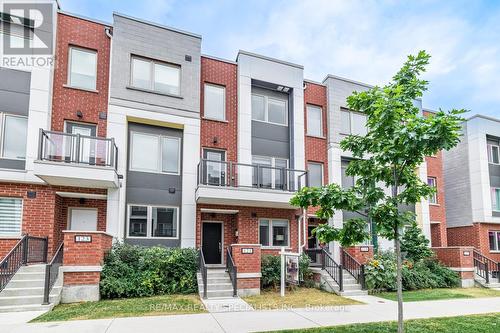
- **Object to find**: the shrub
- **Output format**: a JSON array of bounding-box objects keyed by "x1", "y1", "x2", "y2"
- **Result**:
[
  {"x1": 261, "y1": 253, "x2": 313, "y2": 290},
  {"x1": 100, "y1": 243, "x2": 198, "y2": 299},
  {"x1": 401, "y1": 221, "x2": 434, "y2": 261}
]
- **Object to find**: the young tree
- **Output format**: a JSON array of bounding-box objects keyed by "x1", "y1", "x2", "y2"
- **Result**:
[
  {"x1": 401, "y1": 221, "x2": 434, "y2": 262},
  {"x1": 291, "y1": 51, "x2": 464, "y2": 333}
]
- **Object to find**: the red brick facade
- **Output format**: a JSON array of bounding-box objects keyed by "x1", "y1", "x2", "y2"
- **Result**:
[
  {"x1": 51, "y1": 13, "x2": 111, "y2": 137},
  {"x1": 200, "y1": 56, "x2": 238, "y2": 162},
  {"x1": 64, "y1": 272, "x2": 101, "y2": 285},
  {"x1": 448, "y1": 224, "x2": 500, "y2": 262},
  {"x1": 432, "y1": 246, "x2": 475, "y2": 281},
  {"x1": 231, "y1": 244, "x2": 261, "y2": 291},
  {"x1": 342, "y1": 246, "x2": 374, "y2": 264}
]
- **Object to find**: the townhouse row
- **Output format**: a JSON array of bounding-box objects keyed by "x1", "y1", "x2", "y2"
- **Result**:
[{"x1": 0, "y1": 3, "x2": 499, "y2": 298}]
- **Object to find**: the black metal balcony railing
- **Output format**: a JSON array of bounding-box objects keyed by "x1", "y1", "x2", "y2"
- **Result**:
[
  {"x1": 38, "y1": 129, "x2": 118, "y2": 170},
  {"x1": 197, "y1": 159, "x2": 308, "y2": 192}
]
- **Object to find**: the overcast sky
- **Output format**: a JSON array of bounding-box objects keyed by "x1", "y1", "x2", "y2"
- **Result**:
[{"x1": 60, "y1": 0, "x2": 500, "y2": 118}]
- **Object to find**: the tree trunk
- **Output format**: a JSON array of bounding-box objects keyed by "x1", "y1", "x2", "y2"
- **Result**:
[{"x1": 395, "y1": 232, "x2": 404, "y2": 333}]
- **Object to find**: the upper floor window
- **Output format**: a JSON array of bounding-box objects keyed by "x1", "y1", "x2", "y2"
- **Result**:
[
  {"x1": 488, "y1": 143, "x2": 499, "y2": 165},
  {"x1": 308, "y1": 162, "x2": 323, "y2": 187},
  {"x1": 252, "y1": 94, "x2": 287, "y2": 126},
  {"x1": 204, "y1": 84, "x2": 225, "y2": 120},
  {"x1": 131, "y1": 56, "x2": 180, "y2": 96},
  {"x1": 489, "y1": 230, "x2": 500, "y2": 252},
  {"x1": 427, "y1": 177, "x2": 437, "y2": 204},
  {"x1": 127, "y1": 204, "x2": 178, "y2": 239},
  {"x1": 1, "y1": 114, "x2": 27, "y2": 160},
  {"x1": 252, "y1": 156, "x2": 288, "y2": 189},
  {"x1": 340, "y1": 108, "x2": 367, "y2": 137},
  {"x1": 129, "y1": 131, "x2": 180, "y2": 174},
  {"x1": 307, "y1": 105, "x2": 323, "y2": 137},
  {"x1": 0, "y1": 197, "x2": 22, "y2": 236},
  {"x1": 491, "y1": 188, "x2": 500, "y2": 212},
  {"x1": 68, "y1": 47, "x2": 97, "y2": 90}
]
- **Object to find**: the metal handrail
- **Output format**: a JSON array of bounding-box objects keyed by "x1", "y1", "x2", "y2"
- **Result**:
[
  {"x1": 226, "y1": 247, "x2": 237, "y2": 297},
  {"x1": 342, "y1": 249, "x2": 366, "y2": 289},
  {"x1": 321, "y1": 249, "x2": 343, "y2": 292},
  {"x1": 198, "y1": 248, "x2": 208, "y2": 299},
  {"x1": 43, "y1": 242, "x2": 64, "y2": 304},
  {"x1": 0, "y1": 235, "x2": 48, "y2": 292},
  {"x1": 473, "y1": 249, "x2": 500, "y2": 284}
]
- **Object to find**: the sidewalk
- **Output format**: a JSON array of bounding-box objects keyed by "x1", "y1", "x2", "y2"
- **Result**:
[{"x1": 1, "y1": 296, "x2": 499, "y2": 333}]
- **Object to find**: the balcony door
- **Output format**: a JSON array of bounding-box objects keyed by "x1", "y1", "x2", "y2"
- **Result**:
[
  {"x1": 252, "y1": 156, "x2": 288, "y2": 190},
  {"x1": 65, "y1": 122, "x2": 97, "y2": 165},
  {"x1": 203, "y1": 149, "x2": 226, "y2": 186}
]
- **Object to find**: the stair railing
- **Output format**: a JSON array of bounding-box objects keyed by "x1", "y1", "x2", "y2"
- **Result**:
[
  {"x1": 226, "y1": 247, "x2": 237, "y2": 297},
  {"x1": 0, "y1": 235, "x2": 49, "y2": 292},
  {"x1": 198, "y1": 248, "x2": 208, "y2": 299},
  {"x1": 43, "y1": 242, "x2": 64, "y2": 304},
  {"x1": 341, "y1": 249, "x2": 366, "y2": 289},
  {"x1": 321, "y1": 248, "x2": 343, "y2": 292},
  {"x1": 473, "y1": 249, "x2": 500, "y2": 284}
]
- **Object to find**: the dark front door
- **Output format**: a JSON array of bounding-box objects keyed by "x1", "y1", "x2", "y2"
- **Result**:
[{"x1": 202, "y1": 222, "x2": 222, "y2": 264}]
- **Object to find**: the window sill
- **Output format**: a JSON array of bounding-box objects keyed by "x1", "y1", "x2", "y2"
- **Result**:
[
  {"x1": 126, "y1": 86, "x2": 183, "y2": 99},
  {"x1": 63, "y1": 84, "x2": 99, "y2": 94},
  {"x1": 306, "y1": 134, "x2": 326, "y2": 140},
  {"x1": 262, "y1": 246, "x2": 292, "y2": 250},
  {"x1": 202, "y1": 117, "x2": 228, "y2": 123},
  {"x1": 429, "y1": 203, "x2": 440, "y2": 207},
  {"x1": 0, "y1": 235, "x2": 22, "y2": 239},
  {"x1": 490, "y1": 250, "x2": 500, "y2": 254},
  {"x1": 126, "y1": 236, "x2": 179, "y2": 240}
]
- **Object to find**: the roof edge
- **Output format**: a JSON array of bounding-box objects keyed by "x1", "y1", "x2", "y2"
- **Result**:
[{"x1": 237, "y1": 50, "x2": 303, "y2": 69}]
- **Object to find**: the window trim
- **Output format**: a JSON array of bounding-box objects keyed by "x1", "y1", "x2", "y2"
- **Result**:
[
  {"x1": 0, "y1": 197, "x2": 23, "y2": 237},
  {"x1": 67, "y1": 46, "x2": 98, "y2": 91},
  {"x1": 427, "y1": 177, "x2": 438, "y2": 205},
  {"x1": 126, "y1": 204, "x2": 179, "y2": 240},
  {"x1": 489, "y1": 230, "x2": 500, "y2": 252},
  {"x1": 251, "y1": 93, "x2": 288, "y2": 126},
  {"x1": 130, "y1": 55, "x2": 181, "y2": 96},
  {"x1": 307, "y1": 162, "x2": 324, "y2": 187},
  {"x1": 129, "y1": 131, "x2": 181, "y2": 175},
  {"x1": 258, "y1": 218, "x2": 291, "y2": 248},
  {"x1": 1, "y1": 113, "x2": 28, "y2": 161},
  {"x1": 488, "y1": 143, "x2": 500, "y2": 165},
  {"x1": 306, "y1": 104, "x2": 323, "y2": 137},
  {"x1": 491, "y1": 187, "x2": 500, "y2": 212},
  {"x1": 203, "y1": 83, "x2": 226, "y2": 121}
]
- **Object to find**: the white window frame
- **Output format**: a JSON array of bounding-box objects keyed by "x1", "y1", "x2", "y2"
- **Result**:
[
  {"x1": 0, "y1": 113, "x2": 28, "y2": 160},
  {"x1": 67, "y1": 46, "x2": 98, "y2": 91},
  {"x1": 251, "y1": 93, "x2": 288, "y2": 126},
  {"x1": 252, "y1": 155, "x2": 289, "y2": 189},
  {"x1": 428, "y1": 177, "x2": 438, "y2": 205},
  {"x1": 130, "y1": 55, "x2": 181, "y2": 96},
  {"x1": 258, "y1": 218, "x2": 290, "y2": 248},
  {"x1": 340, "y1": 108, "x2": 367, "y2": 136},
  {"x1": 203, "y1": 83, "x2": 226, "y2": 121},
  {"x1": 488, "y1": 143, "x2": 500, "y2": 165},
  {"x1": 306, "y1": 104, "x2": 323, "y2": 137},
  {"x1": 126, "y1": 204, "x2": 179, "y2": 240},
  {"x1": 129, "y1": 131, "x2": 181, "y2": 175},
  {"x1": 307, "y1": 162, "x2": 324, "y2": 187},
  {"x1": 489, "y1": 230, "x2": 500, "y2": 252},
  {"x1": 491, "y1": 187, "x2": 500, "y2": 212},
  {"x1": 0, "y1": 197, "x2": 23, "y2": 237}
]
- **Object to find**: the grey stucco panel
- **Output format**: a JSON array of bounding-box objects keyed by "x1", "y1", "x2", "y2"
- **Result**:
[{"x1": 0, "y1": 67, "x2": 31, "y2": 116}]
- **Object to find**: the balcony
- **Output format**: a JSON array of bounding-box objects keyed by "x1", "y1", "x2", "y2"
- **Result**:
[
  {"x1": 195, "y1": 159, "x2": 307, "y2": 208},
  {"x1": 33, "y1": 130, "x2": 119, "y2": 188}
]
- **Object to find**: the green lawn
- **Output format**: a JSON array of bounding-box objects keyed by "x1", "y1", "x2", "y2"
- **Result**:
[
  {"x1": 243, "y1": 288, "x2": 361, "y2": 310},
  {"x1": 263, "y1": 313, "x2": 500, "y2": 333},
  {"x1": 31, "y1": 294, "x2": 206, "y2": 322},
  {"x1": 374, "y1": 287, "x2": 500, "y2": 302}
]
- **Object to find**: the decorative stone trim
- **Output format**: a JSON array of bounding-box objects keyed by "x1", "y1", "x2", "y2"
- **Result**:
[
  {"x1": 61, "y1": 265, "x2": 102, "y2": 272},
  {"x1": 237, "y1": 272, "x2": 262, "y2": 278}
]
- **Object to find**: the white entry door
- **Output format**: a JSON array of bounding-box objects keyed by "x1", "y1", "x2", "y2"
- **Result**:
[{"x1": 69, "y1": 208, "x2": 98, "y2": 231}]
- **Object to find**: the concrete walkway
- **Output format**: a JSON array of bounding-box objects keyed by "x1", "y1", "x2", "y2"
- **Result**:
[{"x1": 1, "y1": 296, "x2": 499, "y2": 333}]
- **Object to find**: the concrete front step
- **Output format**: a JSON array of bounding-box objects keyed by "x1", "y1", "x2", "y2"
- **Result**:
[
  {"x1": 0, "y1": 294, "x2": 59, "y2": 306},
  {"x1": 5, "y1": 279, "x2": 45, "y2": 288},
  {"x1": 10, "y1": 272, "x2": 46, "y2": 281},
  {"x1": 0, "y1": 303, "x2": 53, "y2": 313},
  {"x1": 16, "y1": 265, "x2": 46, "y2": 273},
  {"x1": 0, "y1": 286, "x2": 61, "y2": 297},
  {"x1": 199, "y1": 289, "x2": 235, "y2": 298},
  {"x1": 198, "y1": 283, "x2": 233, "y2": 291}
]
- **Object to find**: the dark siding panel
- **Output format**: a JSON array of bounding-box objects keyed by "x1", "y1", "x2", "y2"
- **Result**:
[{"x1": 0, "y1": 68, "x2": 30, "y2": 116}]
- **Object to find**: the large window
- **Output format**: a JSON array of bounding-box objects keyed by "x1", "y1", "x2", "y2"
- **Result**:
[
  {"x1": 0, "y1": 197, "x2": 22, "y2": 236},
  {"x1": 307, "y1": 105, "x2": 323, "y2": 137},
  {"x1": 489, "y1": 231, "x2": 500, "y2": 252},
  {"x1": 428, "y1": 177, "x2": 437, "y2": 204},
  {"x1": 68, "y1": 47, "x2": 97, "y2": 90},
  {"x1": 308, "y1": 162, "x2": 323, "y2": 187},
  {"x1": 128, "y1": 205, "x2": 178, "y2": 239},
  {"x1": 488, "y1": 143, "x2": 500, "y2": 165},
  {"x1": 2, "y1": 114, "x2": 27, "y2": 160},
  {"x1": 131, "y1": 56, "x2": 180, "y2": 95},
  {"x1": 491, "y1": 188, "x2": 500, "y2": 212},
  {"x1": 340, "y1": 108, "x2": 367, "y2": 137},
  {"x1": 252, "y1": 156, "x2": 288, "y2": 189},
  {"x1": 204, "y1": 84, "x2": 225, "y2": 121},
  {"x1": 130, "y1": 132, "x2": 181, "y2": 174},
  {"x1": 251, "y1": 94, "x2": 287, "y2": 126},
  {"x1": 259, "y1": 219, "x2": 289, "y2": 247}
]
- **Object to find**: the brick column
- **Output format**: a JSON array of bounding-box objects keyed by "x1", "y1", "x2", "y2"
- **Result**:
[
  {"x1": 61, "y1": 231, "x2": 113, "y2": 303},
  {"x1": 432, "y1": 246, "x2": 474, "y2": 287},
  {"x1": 231, "y1": 244, "x2": 261, "y2": 296}
]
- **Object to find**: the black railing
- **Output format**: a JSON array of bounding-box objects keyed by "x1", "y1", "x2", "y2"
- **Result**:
[
  {"x1": 226, "y1": 247, "x2": 237, "y2": 297},
  {"x1": 322, "y1": 249, "x2": 343, "y2": 292},
  {"x1": 198, "y1": 248, "x2": 208, "y2": 299},
  {"x1": 342, "y1": 249, "x2": 366, "y2": 289},
  {"x1": 197, "y1": 159, "x2": 308, "y2": 192},
  {"x1": 304, "y1": 248, "x2": 323, "y2": 266},
  {"x1": 43, "y1": 242, "x2": 64, "y2": 304},
  {"x1": 473, "y1": 249, "x2": 500, "y2": 284},
  {"x1": 0, "y1": 235, "x2": 48, "y2": 291},
  {"x1": 39, "y1": 129, "x2": 118, "y2": 170}
]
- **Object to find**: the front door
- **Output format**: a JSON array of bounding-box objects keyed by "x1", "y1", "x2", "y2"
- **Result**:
[
  {"x1": 69, "y1": 208, "x2": 98, "y2": 231},
  {"x1": 202, "y1": 222, "x2": 222, "y2": 264}
]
